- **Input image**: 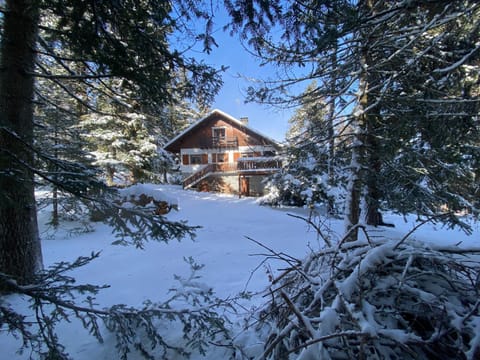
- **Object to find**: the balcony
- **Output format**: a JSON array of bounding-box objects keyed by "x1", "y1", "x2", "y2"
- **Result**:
[
  {"x1": 183, "y1": 157, "x2": 282, "y2": 189},
  {"x1": 212, "y1": 136, "x2": 238, "y2": 148},
  {"x1": 237, "y1": 157, "x2": 283, "y2": 171}
]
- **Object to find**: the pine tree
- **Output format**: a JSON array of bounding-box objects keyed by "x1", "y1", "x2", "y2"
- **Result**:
[
  {"x1": 226, "y1": 0, "x2": 480, "y2": 238},
  {"x1": 80, "y1": 112, "x2": 159, "y2": 185},
  {"x1": 1, "y1": 1, "x2": 231, "y2": 357},
  {"x1": 0, "y1": 0, "x2": 43, "y2": 283},
  {"x1": 376, "y1": 3, "x2": 480, "y2": 225},
  {"x1": 0, "y1": 0, "x2": 223, "y2": 282},
  {"x1": 33, "y1": 38, "x2": 96, "y2": 228},
  {"x1": 225, "y1": 2, "x2": 480, "y2": 356},
  {"x1": 263, "y1": 81, "x2": 343, "y2": 210}
]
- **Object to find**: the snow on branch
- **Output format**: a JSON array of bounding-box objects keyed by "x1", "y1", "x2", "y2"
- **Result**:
[
  {"x1": 242, "y1": 230, "x2": 480, "y2": 359},
  {"x1": 0, "y1": 255, "x2": 231, "y2": 359},
  {"x1": 433, "y1": 43, "x2": 480, "y2": 74}
]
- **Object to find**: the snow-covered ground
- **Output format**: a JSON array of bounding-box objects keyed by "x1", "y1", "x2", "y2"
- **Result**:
[{"x1": 1, "y1": 185, "x2": 478, "y2": 359}]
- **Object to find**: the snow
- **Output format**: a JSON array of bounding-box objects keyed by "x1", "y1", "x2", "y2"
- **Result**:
[
  {"x1": 118, "y1": 183, "x2": 178, "y2": 206},
  {"x1": 1, "y1": 185, "x2": 478, "y2": 359}
]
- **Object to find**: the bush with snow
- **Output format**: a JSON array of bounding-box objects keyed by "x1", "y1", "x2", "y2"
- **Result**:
[
  {"x1": 117, "y1": 183, "x2": 179, "y2": 215},
  {"x1": 243, "y1": 228, "x2": 480, "y2": 359}
]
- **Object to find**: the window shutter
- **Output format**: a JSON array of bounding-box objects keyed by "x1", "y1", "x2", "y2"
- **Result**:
[
  {"x1": 182, "y1": 154, "x2": 189, "y2": 165},
  {"x1": 202, "y1": 154, "x2": 208, "y2": 164}
]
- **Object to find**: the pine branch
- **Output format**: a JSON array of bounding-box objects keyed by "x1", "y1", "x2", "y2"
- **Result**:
[{"x1": 1, "y1": 255, "x2": 232, "y2": 359}]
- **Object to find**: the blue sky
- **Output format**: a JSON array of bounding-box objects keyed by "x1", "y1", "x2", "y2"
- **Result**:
[
  {"x1": 188, "y1": 14, "x2": 295, "y2": 142},
  {"x1": 205, "y1": 40, "x2": 294, "y2": 142}
]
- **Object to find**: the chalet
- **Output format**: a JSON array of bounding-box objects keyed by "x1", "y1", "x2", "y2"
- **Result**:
[{"x1": 164, "y1": 109, "x2": 282, "y2": 196}]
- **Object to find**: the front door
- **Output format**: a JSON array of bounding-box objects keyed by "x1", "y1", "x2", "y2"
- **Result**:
[{"x1": 240, "y1": 176, "x2": 250, "y2": 197}]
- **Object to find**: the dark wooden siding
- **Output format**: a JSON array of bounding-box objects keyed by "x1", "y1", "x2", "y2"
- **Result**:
[{"x1": 166, "y1": 114, "x2": 275, "y2": 152}]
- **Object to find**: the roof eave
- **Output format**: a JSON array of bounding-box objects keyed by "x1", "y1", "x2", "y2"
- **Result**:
[{"x1": 163, "y1": 109, "x2": 281, "y2": 152}]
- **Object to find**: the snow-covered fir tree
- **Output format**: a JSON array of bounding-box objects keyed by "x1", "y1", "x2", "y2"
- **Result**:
[
  {"x1": 33, "y1": 25, "x2": 101, "y2": 228},
  {"x1": 80, "y1": 112, "x2": 159, "y2": 185},
  {"x1": 261, "y1": 81, "x2": 346, "y2": 212},
  {"x1": 227, "y1": 0, "x2": 480, "y2": 233}
]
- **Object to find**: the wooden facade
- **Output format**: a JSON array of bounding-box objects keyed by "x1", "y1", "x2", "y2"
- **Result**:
[{"x1": 164, "y1": 109, "x2": 282, "y2": 196}]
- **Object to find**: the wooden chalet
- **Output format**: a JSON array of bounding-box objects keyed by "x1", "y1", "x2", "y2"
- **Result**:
[{"x1": 164, "y1": 109, "x2": 282, "y2": 196}]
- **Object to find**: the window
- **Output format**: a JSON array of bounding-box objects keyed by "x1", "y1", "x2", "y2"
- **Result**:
[
  {"x1": 212, "y1": 127, "x2": 226, "y2": 146},
  {"x1": 213, "y1": 153, "x2": 226, "y2": 163},
  {"x1": 212, "y1": 127, "x2": 226, "y2": 139},
  {"x1": 190, "y1": 154, "x2": 203, "y2": 165}
]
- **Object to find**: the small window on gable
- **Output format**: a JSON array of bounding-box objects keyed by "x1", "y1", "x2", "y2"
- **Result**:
[{"x1": 212, "y1": 127, "x2": 226, "y2": 139}]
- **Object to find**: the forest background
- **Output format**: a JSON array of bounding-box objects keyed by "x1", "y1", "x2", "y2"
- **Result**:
[{"x1": 0, "y1": 1, "x2": 479, "y2": 359}]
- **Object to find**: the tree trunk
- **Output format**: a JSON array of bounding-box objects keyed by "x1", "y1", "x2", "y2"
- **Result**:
[
  {"x1": 52, "y1": 185, "x2": 60, "y2": 227},
  {"x1": 344, "y1": 26, "x2": 371, "y2": 242},
  {"x1": 344, "y1": 68, "x2": 368, "y2": 241},
  {"x1": 0, "y1": 0, "x2": 43, "y2": 284},
  {"x1": 130, "y1": 166, "x2": 143, "y2": 184},
  {"x1": 344, "y1": 0, "x2": 375, "y2": 241},
  {"x1": 105, "y1": 165, "x2": 115, "y2": 186},
  {"x1": 365, "y1": 115, "x2": 382, "y2": 226},
  {"x1": 51, "y1": 122, "x2": 59, "y2": 227},
  {"x1": 326, "y1": 44, "x2": 337, "y2": 215}
]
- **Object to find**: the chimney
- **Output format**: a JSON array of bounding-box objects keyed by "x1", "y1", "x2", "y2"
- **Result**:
[{"x1": 240, "y1": 116, "x2": 249, "y2": 126}]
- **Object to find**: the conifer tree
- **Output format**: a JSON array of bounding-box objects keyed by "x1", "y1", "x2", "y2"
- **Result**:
[
  {"x1": 224, "y1": 3, "x2": 480, "y2": 357},
  {"x1": 263, "y1": 81, "x2": 343, "y2": 210},
  {"x1": 0, "y1": 0, "x2": 223, "y2": 283},
  {"x1": 33, "y1": 37, "x2": 96, "y2": 227},
  {"x1": 226, "y1": 0, "x2": 480, "y2": 238}
]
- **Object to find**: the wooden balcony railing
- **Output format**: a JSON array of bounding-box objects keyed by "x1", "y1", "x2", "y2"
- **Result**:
[
  {"x1": 183, "y1": 157, "x2": 282, "y2": 189},
  {"x1": 212, "y1": 136, "x2": 238, "y2": 147},
  {"x1": 237, "y1": 158, "x2": 283, "y2": 171}
]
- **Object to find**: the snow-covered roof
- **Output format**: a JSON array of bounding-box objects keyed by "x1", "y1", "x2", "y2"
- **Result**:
[{"x1": 164, "y1": 109, "x2": 281, "y2": 152}]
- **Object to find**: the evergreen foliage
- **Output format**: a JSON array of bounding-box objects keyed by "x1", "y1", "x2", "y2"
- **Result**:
[
  {"x1": 0, "y1": 0, "x2": 227, "y2": 358},
  {"x1": 80, "y1": 112, "x2": 159, "y2": 185},
  {"x1": 0, "y1": 0, "x2": 224, "y2": 282},
  {"x1": 224, "y1": 2, "x2": 480, "y2": 358},
  {"x1": 226, "y1": 0, "x2": 480, "y2": 235},
  {"x1": 0, "y1": 254, "x2": 231, "y2": 359},
  {"x1": 34, "y1": 49, "x2": 98, "y2": 228},
  {"x1": 261, "y1": 82, "x2": 345, "y2": 212}
]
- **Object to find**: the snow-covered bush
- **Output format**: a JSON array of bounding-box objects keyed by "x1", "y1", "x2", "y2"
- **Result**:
[
  {"x1": 259, "y1": 169, "x2": 345, "y2": 217},
  {"x1": 244, "y1": 229, "x2": 480, "y2": 359},
  {"x1": 117, "y1": 183, "x2": 178, "y2": 215},
  {"x1": 259, "y1": 169, "x2": 332, "y2": 207}
]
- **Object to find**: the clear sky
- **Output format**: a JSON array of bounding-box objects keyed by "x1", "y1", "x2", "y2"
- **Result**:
[
  {"x1": 206, "y1": 44, "x2": 293, "y2": 142},
  {"x1": 189, "y1": 13, "x2": 295, "y2": 142}
]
